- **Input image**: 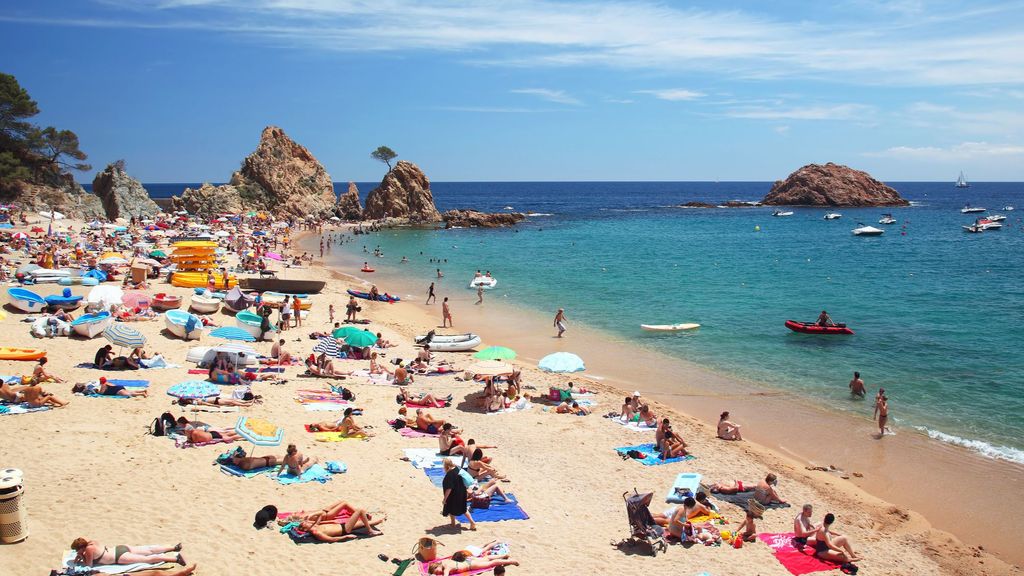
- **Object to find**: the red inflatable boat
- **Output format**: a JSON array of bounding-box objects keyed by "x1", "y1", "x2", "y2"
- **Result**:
[{"x1": 785, "y1": 320, "x2": 854, "y2": 335}]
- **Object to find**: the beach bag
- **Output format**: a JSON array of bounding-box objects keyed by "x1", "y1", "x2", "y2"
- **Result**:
[
  {"x1": 413, "y1": 537, "x2": 443, "y2": 562},
  {"x1": 548, "y1": 387, "x2": 561, "y2": 401},
  {"x1": 149, "y1": 411, "x2": 175, "y2": 436}
]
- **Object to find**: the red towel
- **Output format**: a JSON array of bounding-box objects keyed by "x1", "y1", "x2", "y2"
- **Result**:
[{"x1": 758, "y1": 533, "x2": 840, "y2": 575}]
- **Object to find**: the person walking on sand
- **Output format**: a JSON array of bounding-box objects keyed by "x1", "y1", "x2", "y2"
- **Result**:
[
  {"x1": 554, "y1": 308, "x2": 567, "y2": 337},
  {"x1": 849, "y1": 371, "x2": 866, "y2": 398},
  {"x1": 476, "y1": 285, "x2": 484, "y2": 305},
  {"x1": 442, "y1": 297, "x2": 453, "y2": 327},
  {"x1": 426, "y1": 282, "x2": 436, "y2": 305},
  {"x1": 874, "y1": 394, "x2": 891, "y2": 437}
]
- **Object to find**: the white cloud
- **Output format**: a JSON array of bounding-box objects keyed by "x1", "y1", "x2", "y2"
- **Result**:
[
  {"x1": 510, "y1": 88, "x2": 581, "y2": 105},
  {"x1": 6, "y1": 0, "x2": 1024, "y2": 87},
  {"x1": 774, "y1": 125, "x2": 790, "y2": 135},
  {"x1": 635, "y1": 89, "x2": 705, "y2": 101},
  {"x1": 866, "y1": 141, "x2": 1024, "y2": 161},
  {"x1": 723, "y1": 103, "x2": 873, "y2": 121}
]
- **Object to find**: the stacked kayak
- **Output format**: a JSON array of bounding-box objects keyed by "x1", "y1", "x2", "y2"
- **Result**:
[
  {"x1": 784, "y1": 320, "x2": 854, "y2": 335},
  {"x1": 169, "y1": 241, "x2": 236, "y2": 288},
  {"x1": 347, "y1": 289, "x2": 400, "y2": 302},
  {"x1": 7, "y1": 287, "x2": 47, "y2": 313}
]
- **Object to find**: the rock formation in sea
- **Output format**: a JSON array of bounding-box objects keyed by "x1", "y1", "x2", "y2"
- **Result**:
[
  {"x1": 442, "y1": 209, "x2": 526, "y2": 228},
  {"x1": 172, "y1": 126, "x2": 337, "y2": 218},
  {"x1": 678, "y1": 200, "x2": 761, "y2": 208},
  {"x1": 763, "y1": 163, "x2": 909, "y2": 207},
  {"x1": 92, "y1": 162, "x2": 160, "y2": 220},
  {"x1": 362, "y1": 160, "x2": 442, "y2": 222},
  {"x1": 335, "y1": 182, "x2": 363, "y2": 220}
]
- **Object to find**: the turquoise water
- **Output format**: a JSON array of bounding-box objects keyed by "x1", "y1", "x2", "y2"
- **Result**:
[{"x1": 332, "y1": 181, "x2": 1023, "y2": 462}]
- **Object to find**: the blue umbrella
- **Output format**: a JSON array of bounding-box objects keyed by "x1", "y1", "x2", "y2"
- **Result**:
[
  {"x1": 538, "y1": 352, "x2": 585, "y2": 373},
  {"x1": 167, "y1": 380, "x2": 220, "y2": 399},
  {"x1": 102, "y1": 324, "x2": 146, "y2": 349},
  {"x1": 210, "y1": 326, "x2": 257, "y2": 342},
  {"x1": 313, "y1": 336, "x2": 342, "y2": 358}
]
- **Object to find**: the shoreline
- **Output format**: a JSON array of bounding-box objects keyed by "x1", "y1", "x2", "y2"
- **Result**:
[{"x1": 305, "y1": 228, "x2": 1024, "y2": 567}]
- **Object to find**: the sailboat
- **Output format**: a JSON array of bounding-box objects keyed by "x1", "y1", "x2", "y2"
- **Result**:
[{"x1": 955, "y1": 171, "x2": 970, "y2": 188}]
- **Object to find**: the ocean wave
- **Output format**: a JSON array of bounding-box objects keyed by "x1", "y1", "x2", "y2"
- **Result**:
[
  {"x1": 913, "y1": 426, "x2": 1024, "y2": 464},
  {"x1": 525, "y1": 213, "x2": 554, "y2": 217},
  {"x1": 599, "y1": 208, "x2": 650, "y2": 212}
]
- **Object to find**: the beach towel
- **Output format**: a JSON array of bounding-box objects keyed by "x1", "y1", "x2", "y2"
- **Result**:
[
  {"x1": 422, "y1": 466, "x2": 447, "y2": 488},
  {"x1": 220, "y1": 463, "x2": 276, "y2": 478},
  {"x1": 403, "y1": 448, "x2": 445, "y2": 469},
  {"x1": 107, "y1": 379, "x2": 149, "y2": 387},
  {"x1": 313, "y1": 431, "x2": 364, "y2": 442},
  {"x1": 615, "y1": 443, "x2": 695, "y2": 466},
  {"x1": 190, "y1": 405, "x2": 239, "y2": 413},
  {"x1": 666, "y1": 472, "x2": 704, "y2": 503},
  {"x1": 276, "y1": 463, "x2": 332, "y2": 485},
  {"x1": 83, "y1": 393, "x2": 130, "y2": 399},
  {"x1": 187, "y1": 369, "x2": 210, "y2": 375},
  {"x1": 713, "y1": 492, "x2": 791, "y2": 511},
  {"x1": 404, "y1": 398, "x2": 449, "y2": 409},
  {"x1": 613, "y1": 418, "x2": 657, "y2": 432},
  {"x1": 246, "y1": 366, "x2": 285, "y2": 373},
  {"x1": 399, "y1": 426, "x2": 439, "y2": 438},
  {"x1": 303, "y1": 403, "x2": 348, "y2": 412},
  {"x1": 0, "y1": 403, "x2": 51, "y2": 415},
  {"x1": 759, "y1": 533, "x2": 840, "y2": 575},
  {"x1": 59, "y1": 550, "x2": 162, "y2": 574},
  {"x1": 456, "y1": 493, "x2": 529, "y2": 523},
  {"x1": 486, "y1": 402, "x2": 533, "y2": 415}
]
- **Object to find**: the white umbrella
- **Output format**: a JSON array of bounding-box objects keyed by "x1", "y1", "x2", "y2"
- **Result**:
[
  {"x1": 87, "y1": 285, "x2": 124, "y2": 310},
  {"x1": 271, "y1": 222, "x2": 289, "y2": 229}
]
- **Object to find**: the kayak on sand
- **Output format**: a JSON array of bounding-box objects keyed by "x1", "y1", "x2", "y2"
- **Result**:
[
  {"x1": 785, "y1": 320, "x2": 854, "y2": 335},
  {"x1": 347, "y1": 289, "x2": 400, "y2": 303}
]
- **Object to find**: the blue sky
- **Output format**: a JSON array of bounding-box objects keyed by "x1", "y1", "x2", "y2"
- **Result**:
[{"x1": 2, "y1": 0, "x2": 1023, "y2": 182}]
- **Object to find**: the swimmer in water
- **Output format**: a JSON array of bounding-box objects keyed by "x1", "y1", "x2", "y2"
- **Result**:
[{"x1": 849, "y1": 371, "x2": 866, "y2": 398}]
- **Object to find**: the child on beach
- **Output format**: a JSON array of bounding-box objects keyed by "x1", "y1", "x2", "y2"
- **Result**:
[{"x1": 328, "y1": 304, "x2": 334, "y2": 324}]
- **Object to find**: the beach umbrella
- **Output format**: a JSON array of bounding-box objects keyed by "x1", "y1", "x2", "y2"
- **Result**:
[
  {"x1": 167, "y1": 380, "x2": 220, "y2": 403},
  {"x1": 103, "y1": 324, "x2": 146, "y2": 349},
  {"x1": 329, "y1": 216, "x2": 341, "y2": 221},
  {"x1": 11, "y1": 232, "x2": 28, "y2": 239},
  {"x1": 210, "y1": 326, "x2": 256, "y2": 342},
  {"x1": 98, "y1": 255, "x2": 129, "y2": 265},
  {"x1": 466, "y1": 360, "x2": 514, "y2": 377},
  {"x1": 538, "y1": 352, "x2": 585, "y2": 373},
  {"x1": 121, "y1": 292, "x2": 151, "y2": 309},
  {"x1": 473, "y1": 346, "x2": 516, "y2": 361},
  {"x1": 135, "y1": 258, "x2": 161, "y2": 267},
  {"x1": 332, "y1": 325, "x2": 363, "y2": 339},
  {"x1": 149, "y1": 249, "x2": 167, "y2": 258},
  {"x1": 344, "y1": 330, "x2": 377, "y2": 348},
  {"x1": 213, "y1": 230, "x2": 230, "y2": 237},
  {"x1": 87, "y1": 285, "x2": 123, "y2": 310},
  {"x1": 235, "y1": 416, "x2": 284, "y2": 449},
  {"x1": 313, "y1": 336, "x2": 343, "y2": 358}
]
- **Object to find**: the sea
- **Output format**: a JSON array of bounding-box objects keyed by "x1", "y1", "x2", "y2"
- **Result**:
[{"x1": 127, "y1": 181, "x2": 1024, "y2": 463}]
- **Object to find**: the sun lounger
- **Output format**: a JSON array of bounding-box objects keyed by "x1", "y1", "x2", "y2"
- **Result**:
[{"x1": 665, "y1": 472, "x2": 703, "y2": 503}]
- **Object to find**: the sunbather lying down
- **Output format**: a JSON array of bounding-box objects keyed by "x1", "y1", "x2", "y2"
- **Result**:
[
  {"x1": 555, "y1": 400, "x2": 590, "y2": 415},
  {"x1": 309, "y1": 407, "x2": 373, "y2": 436},
  {"x1": 218, "y1": 447, "x2": 280, "y2": 470},
  {"x1": 285, "y1": 500, "x2": 386, "y2": 542},
  {"x1": 426, "y1": 541, "x2": 519, "y2": 575}
]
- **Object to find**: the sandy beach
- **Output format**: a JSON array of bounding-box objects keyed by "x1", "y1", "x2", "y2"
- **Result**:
[{"x1": 0, "y1": 218, "x2": 1019, "y2": 576}]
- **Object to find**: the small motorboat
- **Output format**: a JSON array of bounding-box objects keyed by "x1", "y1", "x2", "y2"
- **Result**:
[
  {"x1": 414, "y1": 332, "x2": 482, "y2": 352},
  {"x1": 347, "y1": 289, "x2": 400, "y2": 302},
  {"x1": 852, "y1": 225, "x2": 884, "y2": 236},
  {"x1": 70, "y1": 311, "x2": 113, "y2": 339},
  {"x1": 26, "y1": 268, "x2": 73, "y2": 284},
  {"x1": 961, "y1": 206, "x2": 986, "y2": 214},
  {"x1": 772, "y1": 210, "x2": 794, "y2": 217},
  {"x1": 151, "y1": 293, "x2": 182, "y2": 310},
  {"x1": 879, "y1": 214, "x2": 897, "y2": 225},
  {"x1": 468, "y1": 276, "x2": 498, "y2": 290},
  {"x1": 823, "y1": 213, "x2": 842, "y2": 220},
  {"x1": 44, "y1": 288, "x2": 83, "y2": 311},
  {"x1": 985, "y1": 214, "x2": 1006, "y2": 222},
  {"x1": 0, "y1": 347, "x2": 47, "y2": 361},
  {"x1": 189, "y1": 294, "x2": 220, "y2": 314},
  {"x1": 784, "y1": 320, "x2": 854, "y2": 335},
  {"x1": 165, "y1": 309, "x2": 204, "y2": 340},
  {"x1": 963, "y1": 224, "x2": 985, "y2": 233},
  {"x1": 236, "y1": 310, "x2": 274, "y2": 340},
  {"x1": 6, "y1": 287, "x2": 48, "y2": 313},
  {"x1": 259, "y1": 292, "x2": 312, "y2": 310},
  {"x1": 1003, "y1": 206, "x2": 1015, "y2": 211},
  {"x1": 977, "y1": 219, "x2": 1002, "y2": 231},
  {"x1": 641, "y1": 323, "x2": 701, "y2": 331}
]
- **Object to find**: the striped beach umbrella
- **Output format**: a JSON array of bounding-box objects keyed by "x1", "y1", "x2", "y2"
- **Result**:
[
  {"x1": 313, "y1": 337, "x2": 343, "y2": 358},
  {"x1": 538, "y1": 352, "x2": 585, "y2": 373},
  {"x1": 210, "y1": 326, "x2": 256, "y2": 342},
  {"x1": 167, "y1": 380, "x2": 220, "y2": 400},
  {"x1": 103, "y1": 324, "x2": 146, "y2": 349},
  {"x1": 344, "y1": 330, "x2": 377, "y2": 348},
  {"x1": 235, "y1": 416, "x2": 284, "y2": 447},
  {"x1": 473, "y1": 346, "x2": 516, "y2": 361}
]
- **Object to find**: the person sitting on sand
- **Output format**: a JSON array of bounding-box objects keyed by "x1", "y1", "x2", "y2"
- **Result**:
[
  {"x1": 397, "y1": 387, "x2": 450, "y2": 407},
  {"x1": 94, "y1": 345, "x2": 114, "y2": 369},
  {"x1": 368, "y1": 352, "x2": 391, "y2": 375},
  {"x1": 439, "y1": 423, "x2": 467, "y2": 457},
  {"x1": 311, "y1": 407, "x2": 373, "y2": 437},
  {"x1": 375, "y1": 332, "x2": 395, "y2": 348},
  {"x1": 299, "y1": 508, "x2": 386, "y2": 542},
  {"x1": 417, "y1": 345, "x2": 433, "y2": 363},
  {"x1": 555, "y1": 400, "x2": 590, "y2": 415},
  {"x1": 620, "y1": 396, "x2": 638, "y2": 422},
  {"x1": 20, "y1": 382, "x2": 69, "y2": 408},
  {"x1": 717, "y1": 411, "x2": 743, "y2": 441},
  {"x1": 71, "y1": 538, "x2": 184, "y2": 567},
  {"x1": 279, "y1": 443, "x2": 317, "y2": 476},
  {"x1": 682, "y1": 496, "x2": 712, "y2": 520},
  {"x1": 793, "y1": 503, "x2": 819, "y2": 545},
  {"x1": 816, "y1": 310, "x2": 835, "y2": 327},
  {"x1": 638, "y1": 404, "x2": 657, "y2": 427},
  {"x1": 655, "y1": 418, "x2": 672, "y2": 450},
  {"x1": 426, "y1": 544, "x2": 519, "y2": 575},
  {"x1": 392, "y1": 364, "x2": 413, "y2": 385},
  {"x1": 753, "y1": 473, "x2": 787, "y2": 505},
  {"x1": 660, "y1": 430, "x2": 688, "y2": 459},
  {"x1": 812, "y1": 513, "x2": 862, "y2": 563},
  {"x1": 735, "y1": 509, "x2": 761, "y2": 543},
  {"x1": 467, "y1": 448, "x2": 506, "y2": 481},
  {"x1": 413, "y1": 407, "x2": 448, "y2": 433},
  {"x1": 270, "y1": 339, "x2": 294, "y2": 365},
  {"x1": 32, "y1": 357, "x2": 65, "y2": 384}
]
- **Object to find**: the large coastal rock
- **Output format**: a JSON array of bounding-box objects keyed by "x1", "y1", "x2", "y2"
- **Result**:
[
  {"x1": 335, "y1": 182, "x2": 363, "y2": 220},
  {"x1": 763, "y1": 163, "x2": 908, "y2": 207},
  {"x1": 363, "y1": 161, "x2": 441, "y2": 222},
  {"x1": 92, "y1": 162, "x2": 160, "y2": 220},
  {"x1": 0, "y1": 169, "x2": 105, "y2": 219},
  {"x1": 443, "y1": 209, "x2": 525, "y2": 228},
  {"x1": 172, "y1": 126, "x2": 336, "y2": 218}
]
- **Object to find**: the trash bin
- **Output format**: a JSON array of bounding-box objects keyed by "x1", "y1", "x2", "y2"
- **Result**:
[{"x1": 0, "y1": 468, "x2": 27, "y2": 543}]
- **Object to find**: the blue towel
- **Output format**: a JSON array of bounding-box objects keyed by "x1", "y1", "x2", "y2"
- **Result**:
[
  {"x1": 246, "y1": 367, "x2": 284, "y2": 373},
  {"x1": 457, "y1": 493, "x2": 529, "y2": 523},
  {"x1": 615, "y1": 443, "x2": 696, "y2": 466},
  {"x1": 276, "y1": 463, "x2": 332, "y2": 485},
  {"x1": 220, "y1": 463, "x2": 275, "y2": 478},
  {"x1": 107, "y1": 379, "x2": 149, "y2": 388},
  {"x1": 423, "y1": 466, "x2": 446, "y2": 488}
]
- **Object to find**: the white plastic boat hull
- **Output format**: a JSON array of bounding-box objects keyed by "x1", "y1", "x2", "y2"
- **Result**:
[
  {"x1": 428, "y1": 336, "x2": 482, "y2": 352},
  {"x1": 165, "y1": 315, "x2": 203, "y2": 340},
  {"x1": 852, "y1": 226, "x2": 885, "y2": 236},
  {"x1": 189, "y1": 296, "x2": 220, "y2": 314},
  {"x1": 468, "y1": 278, "x2": 498, "y2": 289},
  {"x1": 72, "y1": 316, "x2": 113, "y2": 339}
]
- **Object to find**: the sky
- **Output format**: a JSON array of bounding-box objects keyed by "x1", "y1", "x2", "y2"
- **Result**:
[{"x1": 2, "y1": 0, "x2": 1024, "y2": 183}]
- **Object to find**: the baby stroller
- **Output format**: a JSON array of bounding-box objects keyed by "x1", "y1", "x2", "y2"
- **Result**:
[{"x1": 618, "y1": 489, "x2": 668, "y2": 556}]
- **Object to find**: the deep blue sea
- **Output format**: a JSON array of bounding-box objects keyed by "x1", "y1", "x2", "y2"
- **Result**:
[{"x1": 128, "y1": 181, "x2": 1024, "y2": 462}]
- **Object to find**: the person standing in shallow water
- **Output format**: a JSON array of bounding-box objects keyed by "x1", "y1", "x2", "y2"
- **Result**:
[
  {"x1": 874, "y1": 394, "x2": 891, "y2": 437},
  {"x1": 426, "y1": 282, "x2": 436, "y2": 305},
  {"x1": 553, "y1": 308, "x2": 567, "y2": 337},
  {"x1": 442, "y1": 297, "x2": 453, "y2": 328},
  {"x1": 849, "y1": 371, "x2": 866, "y2": 398},
  {"x1": 476, "y1": 285, "x2": 484, "y2": 305}
]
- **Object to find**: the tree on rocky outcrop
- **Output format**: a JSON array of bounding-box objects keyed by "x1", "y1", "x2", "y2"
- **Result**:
[
  {"x1": 371, "y1": 145, "x2": 397, "y2": 172},
  {"x1": 36, "y1": 126, "x2": 91, "y2": 172}
]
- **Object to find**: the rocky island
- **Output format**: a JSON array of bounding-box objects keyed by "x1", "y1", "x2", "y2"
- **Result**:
[{"x1": 762, "y1": 162, "x2": 909, "y2": 207}]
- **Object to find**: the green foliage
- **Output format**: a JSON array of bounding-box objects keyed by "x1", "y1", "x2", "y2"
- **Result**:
[
  {"x1": 36, "y1": 126, "x2": 91, "y2": 172},
  {"x1": 0, "y1": 72, "x2": 39, "y2": 146},
  {"x1": 370, "y1": 145, "x2": 397, "y2": 171},
  {"x1": 0, "y1": 150, "x2": 31, "y2": 183}
]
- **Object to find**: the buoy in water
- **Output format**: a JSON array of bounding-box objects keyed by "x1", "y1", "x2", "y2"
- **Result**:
[{"x1": 754, "y1": 225, "x2": 761, "y2": 231}]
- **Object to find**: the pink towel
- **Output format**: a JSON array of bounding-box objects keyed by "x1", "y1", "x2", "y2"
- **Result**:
[
  {"x1": 418, "y1": 556, "x2": 490, "y2": 576},
  {"x1": 404, "y1": 399, "x2": 448, "y2": 409},
  {"x1": 758, "y1": 533, "x2": 840, "y2": 575},
  {"x1": 399, "y1": 427, "x2": 438, "y2": 438}
]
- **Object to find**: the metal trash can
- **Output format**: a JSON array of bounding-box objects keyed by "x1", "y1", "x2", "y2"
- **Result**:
[{"x1": 0, "y1": 468, "x2": 27, "y2": 543}]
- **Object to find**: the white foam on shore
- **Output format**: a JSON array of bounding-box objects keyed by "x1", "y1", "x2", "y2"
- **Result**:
[
  {"x1": 913, "y1": 426, "x2": 1024, "y2": 465},
  {"x1": 525, "y1": 213, "x2": 553, "y2": 217}
]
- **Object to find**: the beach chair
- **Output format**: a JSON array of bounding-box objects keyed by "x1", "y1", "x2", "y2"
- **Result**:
[{"x1": 618, "y1": 489, "x2": 667, "y2": 556}]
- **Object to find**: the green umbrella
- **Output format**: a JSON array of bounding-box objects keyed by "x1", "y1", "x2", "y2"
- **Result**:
[
  {"x1": 345, "y1": 330, "x2": 377, "y2": 347},
  {"x1": 149, "y1": 249, "x2": 167, "y2": 258},
  {"x1": 332, "y1": 325, "x2": 364, "y2": 339},
  {"x1": 473, "y1": 346, "x2": 516, "y2": 361}
]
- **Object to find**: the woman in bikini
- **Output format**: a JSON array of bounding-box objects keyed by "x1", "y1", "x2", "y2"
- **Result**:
[
  {"x1": 279, "y1": 444, "x2": 317, "y2": 476},
  {"x1": 753, "y1": 473, "x2": 787, "y2": 505},
  {"x1": 398, "y1": 387, "x2": 448, "y2": 408},
  {"x1": 717, "y1": 411, "x2": 743, "y2": 441},
  {"x1": 178, "y1": 395, "x2": 252, "y2": 408},
  {"x1": 71, "y1": 538, "x2": 184, "y2": 567},
  {"x1": 427, "y1": 550, "x2": 518, "y2": 575},
  {"x1": 707, "y1": 479, "x2": 753, "y2": 494},
  {"x1": 660, "y1": 430, "x2": 688, "y2": 459},
  {"x1": 467, "y1": 448, "x2": 506, "y2": 481},
  {"x1": 184, "y1": 427, "x2": 241, "y2": 444},
  {"x1": 300, "y1": 507, "x2": 386, "y2": 542},
  {"x1": 368, "y1": 352, "x2": 391, "y2": 375},
  {"x1": 32, "y1": 357, "x2": 65, "y2": 384},
  {"x1": 812, "y1": 513, "x2": 862, "y2": 563}
]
